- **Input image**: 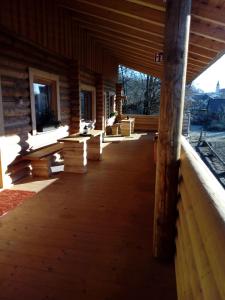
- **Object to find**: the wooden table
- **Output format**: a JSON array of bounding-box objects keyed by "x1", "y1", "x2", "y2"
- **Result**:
[
  {"x1": 120, "y1": 118, "x2": 135, "y2": 136},
  {"x1": 58, "y1": 130, "x2": 104, "y2": 174}
]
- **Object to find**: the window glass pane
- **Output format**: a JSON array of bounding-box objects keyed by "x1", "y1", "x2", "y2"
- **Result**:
[
  {"x1": 33, "y1": 82, "x2": 57, "y2": 132},
  {"x1": 80, "y1": 91, "x2": 92, "y2": 121}
]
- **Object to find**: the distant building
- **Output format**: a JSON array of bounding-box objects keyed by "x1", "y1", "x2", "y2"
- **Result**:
[
  {"x1": 190, "y1": 94, "x2": 212, "y2": 124},
  {"x1": 207, "y1": 98, "x2": 225, "y2": 130},
  {"x1": 207, "y1": 98, "x2": 225, "y2": 120},
  {"x1": 216, "y1": 81, "x2": 220, "y2": 94}
]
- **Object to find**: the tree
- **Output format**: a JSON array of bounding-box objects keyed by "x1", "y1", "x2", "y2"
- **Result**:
[
  {"x1": 144, "y1": 75, "x2": 161, "y2": 115},
  {"x1": 118, "y1": 65, "x2": 161, "y2": 115}
]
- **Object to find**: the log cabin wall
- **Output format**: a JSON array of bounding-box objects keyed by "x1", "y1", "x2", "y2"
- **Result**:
[
  {"x1": 80, "y1": 67, "x2": 116, "y2": 130},
  {"x1": 80, "y1": 67, "x2": 96, "y2": 86},
  {"x1": 0, "y1": 32, "x2": 71, "y2": 186},
  {"x1": 0, "y1": 0, "x2": 118, "y2": 187}
]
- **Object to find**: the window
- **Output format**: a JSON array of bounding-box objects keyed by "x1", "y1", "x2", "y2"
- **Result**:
[
  {"x1": 80, "y1": 90, "x2": 92, "y2": 121},
  {"x1": 105, "y1": 91, "x2": 115, "y2": 119},
  {"x1": 29, "y1": 68, "x2": 60, "y2": 134},
  {"x1": 80, "y1": 84, "x2": 96, "y2": 123}
]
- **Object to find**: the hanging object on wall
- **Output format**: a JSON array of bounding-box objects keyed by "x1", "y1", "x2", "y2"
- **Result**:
[{"x1": 154, "y1": 52, "x2": 164, "y2": 63}]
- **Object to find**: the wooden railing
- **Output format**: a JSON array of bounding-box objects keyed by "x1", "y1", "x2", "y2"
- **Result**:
[
  {"x1": 121, "y1": 114, "x2": 159, "y2": 132},
  {"x1": 176, "y1": 136, "x2": 225, "y2": 299}
]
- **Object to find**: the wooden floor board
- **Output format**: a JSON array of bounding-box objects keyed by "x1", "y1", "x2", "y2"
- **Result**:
[{"x1": 0, "y1": 133, "x2": 177, "y2": 300}]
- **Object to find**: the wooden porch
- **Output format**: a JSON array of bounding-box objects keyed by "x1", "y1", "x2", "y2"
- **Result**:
[{"x1": 0, "y1": 133, "x2": 177, "y2": 300}]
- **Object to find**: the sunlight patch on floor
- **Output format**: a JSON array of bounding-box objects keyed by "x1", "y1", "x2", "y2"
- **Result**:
[{"x1": 12, "y1": 177, "x2": 59, "y2": 193}]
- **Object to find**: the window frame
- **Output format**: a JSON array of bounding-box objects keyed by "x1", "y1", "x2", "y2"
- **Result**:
[
  {"x1": 29, "y1": 68, "x2": 60, "y2": 135},
  {"x1": 80, "y1": 83, "x2": 96, "y2": 123},
  {"x1": 105, "y1": 91, "x2": 116, "y2": 119}
]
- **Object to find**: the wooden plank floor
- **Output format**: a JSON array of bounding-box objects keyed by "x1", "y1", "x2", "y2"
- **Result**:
[{"x1": 0, "y1": 133, "x2": 177, "y2": 300}]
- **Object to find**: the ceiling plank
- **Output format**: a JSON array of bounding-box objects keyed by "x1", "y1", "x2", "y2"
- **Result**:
[
  {"x1": 72, "y1": 15, "x2": 163, "y2": 50},
  {"x1": 58, "y1": 0, "x2": 164, "y2": 37},
  {"x1": 99, "y1": 44, "x2": 156, "y2": 61},
  {"x1": 76, "y1": 0, "x2": 165, "y2": 27},
  {"x1": 80, "y1": 22, "x2": 217, "y2": 65},
  {"x1": 192, "y1": 1, "x2": 225, "y2": 27},
  {"x1": 78, "y1": 22, "x2": 162, "y2": 52},
  {"x1": 71, "y1": 12, "x2": 163, "y2": 45},
  {"x1": 191, "y1": 17, "x2": 225, "y2": 43},
  {"x1": 189, "y1": 44, "x2": 217, "y2": 58},
  {"x1": 190, "y1": 33, "x2": 225, "y2": 52},
  {"x1": 87, "y1": 31, "x2": 160, "y2": 55},
  {"x1": 117, "y1": 59, "x2": 162, "y2": 78},
  {"x1": 188, "y1": 52, "x2": 211, "y2": 64},
  {"x1": 78, "y1": 20, "x2": 216, "y2": 60},
  {"x1": 126, "y1": 0, "x2": 165, "y2": 12}
]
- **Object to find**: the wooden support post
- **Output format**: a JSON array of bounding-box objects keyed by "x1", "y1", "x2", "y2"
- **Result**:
[
  {"x1": 95, "y1": 74, "x2": 105, "y2": 130},
  {"x1": 87, "y1": 133, "x2": 103, "y2": 161},
  {"x1": 31, "y1": 158, "x2": 51, "y2": 178},
  {"x1": 116, "y1": 83, "x2": 123, "y2": 122},
  {"x1": 153, "y1": 0, "x2": 192, "y2": 259},
  {"x1": 69, "y1": 60, "x2": 80, "y2": 134},
  {"x1": 62, "y1": 140, "x2": 88, "y2": 174}
]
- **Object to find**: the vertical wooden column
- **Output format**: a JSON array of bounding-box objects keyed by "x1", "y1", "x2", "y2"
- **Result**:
[
  {"x1": 69, "y1": 60, "x2": 80, "y2": 134},
  {"x1": 95, "y1": 74, "x2": 105, "y2": 130},
  {"x1": 116, "y1": 83, "x2": 123, "y2": 121},
  {"x1": 153, "y1": 0, "x2": 192, "y2": 259}
]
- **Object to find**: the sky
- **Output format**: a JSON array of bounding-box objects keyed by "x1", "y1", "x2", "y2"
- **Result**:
[{"x1": 192, "y1": 54, "x2": 225, "y2": 93}]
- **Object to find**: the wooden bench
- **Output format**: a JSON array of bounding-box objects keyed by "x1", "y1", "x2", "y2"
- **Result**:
[{"x1": 23, "y1": 143, "x2": 63, "y2": 178}]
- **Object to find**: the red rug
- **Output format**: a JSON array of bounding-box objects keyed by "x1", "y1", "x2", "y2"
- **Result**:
[{"x1": 0, "y1": 189, "x2": 36, "y2": 216}]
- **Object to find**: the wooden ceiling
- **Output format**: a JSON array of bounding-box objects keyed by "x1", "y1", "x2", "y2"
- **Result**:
[{"x1": 57, "y1": 0, "x2": 225, "y2": 81}]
